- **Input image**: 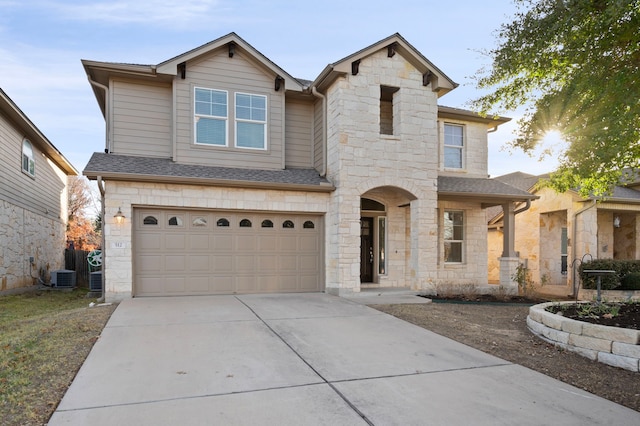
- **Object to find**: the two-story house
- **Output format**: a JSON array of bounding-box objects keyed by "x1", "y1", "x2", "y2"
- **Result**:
[
  {"x1": 0, "y1": 88, "x2": 77, "y2": 291},
  {"x1": 82, "y1": 33, "x2": 534, "y2": 301}
]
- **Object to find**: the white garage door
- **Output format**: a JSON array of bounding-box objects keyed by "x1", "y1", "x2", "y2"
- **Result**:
[{"x1": 133, "y1": 209, "x2": 324, "y2": 296}]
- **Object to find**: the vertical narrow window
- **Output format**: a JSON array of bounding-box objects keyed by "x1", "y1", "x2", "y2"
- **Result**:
[
  {"x1": 561, "y1": 227, "x2": 568, "y2": 275},
  {"x1": 444, "y1": 124, "x2": 464, "y2": 169},
  {"x1": 195, "y1": 87, "x2": 228, "y2": 146},
  {"x1": 378, "y1": 216, "x2": 386, "y2": 275},
  {"x1": 380, "y1": 86, "x2": 399, "y2": 135},
  {"x1": 235, "y1": 93, "x2": 267, "y2": 149},
  {"x1": 22, "y1": 139, "x2": 35, "y2": 176},
  {"x1": 444, "y1": 210, "x2": 464, "y2": 263}
]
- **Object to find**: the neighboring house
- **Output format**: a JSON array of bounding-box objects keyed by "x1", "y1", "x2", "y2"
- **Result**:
[
  {"x1": 82, "y1": 32, "x2": 534, "y2": 301},
  {"x1": 0, "y1": 88, "x2": 78, "y2": 291},
  {"x1": 488, "y1": 172, "x2": 640, "y2": 297}
]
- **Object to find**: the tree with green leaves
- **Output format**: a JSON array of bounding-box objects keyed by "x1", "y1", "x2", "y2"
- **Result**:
[{"x1": 472, "y1": 0, "x2": 640, "y2": 196}]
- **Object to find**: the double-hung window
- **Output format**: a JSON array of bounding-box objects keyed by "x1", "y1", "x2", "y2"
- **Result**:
[
  {"x1": 235, "y1": 93, "x2": 266, "y2": 149},
  {"x1": 195, "y1": 88, "x2": 227, "y2": 146},
  {"x1": 444, "y1": 123, "x2": 464, "y2": 169},
  {"x1": 22, "y1": 139, "x2": 35, "y2": 176},
  {"x1": 444, "y1": 210, "x2": 464, "y2": 263}
]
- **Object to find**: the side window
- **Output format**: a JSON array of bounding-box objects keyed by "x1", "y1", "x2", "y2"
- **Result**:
[
  {"x1": 444, "y1": 210, "x2": 464, "y2": 263},
  {"x1": 195, "y1": 87, "x2": 228, "y2": 146},
  {"x1": 444, "y1": 124, "x2": 464, "y2": 169},
  {"x1": 235, "y1": 93, "x2": 267, "y2": 149},
  {"x1": 22, "y1": 139, "x2": 35, "y2": 176},
  {"x1": 380, "y1": 86, "x2": 399, "y2": 135}
]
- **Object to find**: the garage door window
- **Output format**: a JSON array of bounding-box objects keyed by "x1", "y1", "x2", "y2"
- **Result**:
[
  {"x1": 262, "y1": 219, "x2": 274, "y2": 228},
  {"x1": 239, "y1": 219, "x2": 252, "y2": 227},
  {"x1": 283, "y1": 220, "x2": 294, "y2": 229},
  {"x1": 192, "y1": 217, "x2": 207, "y2": 227},
  {"x1": 168, "y1": 216, "x2": 183, "y2": 226},
  {"x1": 217, "y1": 218, "x2": 230, "y2": 227},
  {"x1": 143, "y1": 216, "x2": 158, "y2": 225},
  {"x1": 303, "y1": 221, "x2": 315, "y2": 229}
]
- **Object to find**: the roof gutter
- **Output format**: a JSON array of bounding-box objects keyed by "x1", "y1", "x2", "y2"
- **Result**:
[
  {"x1": 87, "y1": 77, "x2": 110, "y2": 153},
  {"x1": 311, "y1": 86, "x2": 327, "y2": 177},
  {"x1": 96, "y1": 176, "x2": 106, "y2": 302}
]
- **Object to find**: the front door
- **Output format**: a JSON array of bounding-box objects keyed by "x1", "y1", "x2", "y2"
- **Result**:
[{"x1": 360, "y1": 217, "x2": 374, "y2": 283}]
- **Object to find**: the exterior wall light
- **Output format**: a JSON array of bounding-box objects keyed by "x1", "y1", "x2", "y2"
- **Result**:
[
  {"x1": 613, "y1": 215, "x2": 621, "y2": 228},
  {"x1": 114, "y1": 207, "x2": 125, "y2": 224}
]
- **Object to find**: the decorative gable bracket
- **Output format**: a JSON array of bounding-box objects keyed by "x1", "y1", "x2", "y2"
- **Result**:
[
  {"x1": 351, "y1": 60, "x2": 360, "y2": 76},
  {"x1": 423, "y1": 71, "x2": 433, "y2": 87},
  {"x1": 178, "y1": 62, "x2": 186, "y2": 79},
  {"x1": 275, "y1": 76, "x2": 285, "y2": 91},
  {"x1": 228, "y1": 41, "x2": 236, "y2": 58},
  {"x1": 387, "y1": 42, "x2": 398, "y2": 58}
]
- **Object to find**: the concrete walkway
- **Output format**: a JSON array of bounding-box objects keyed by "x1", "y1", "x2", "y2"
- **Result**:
[{"x1": 49, "y1": 293, "x2": 640, "y2": 425}]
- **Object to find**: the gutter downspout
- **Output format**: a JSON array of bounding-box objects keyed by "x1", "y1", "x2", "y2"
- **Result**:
[
  {"x1": 572, "y1": 199, "x2": 597, "y2": 297},
  {"x1": 311, "y1": 86, "x2": 327, "y2": 177},
  {"x1": 96, "y1": 176, "x2": 106, "y2": 303},
  {"x1": 87, "y1": 78, "x2": 110, "y2": 154},
  {"x1": 514, "y1": 199, "x2": 531, "y2": 215}
]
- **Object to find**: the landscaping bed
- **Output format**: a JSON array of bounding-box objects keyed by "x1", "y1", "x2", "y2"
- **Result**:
[{"x1": 548, "y1": 302, "x2": 640, "y2": 330}]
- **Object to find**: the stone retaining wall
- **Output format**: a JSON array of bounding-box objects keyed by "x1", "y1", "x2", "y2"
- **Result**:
[{"x1": 527, "y1": 302, "x2": 640, "y2": 372}]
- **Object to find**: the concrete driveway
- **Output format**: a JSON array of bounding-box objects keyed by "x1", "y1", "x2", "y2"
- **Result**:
[{"x1": 49, "y1": 293, "x2": 639, "y2": 425}]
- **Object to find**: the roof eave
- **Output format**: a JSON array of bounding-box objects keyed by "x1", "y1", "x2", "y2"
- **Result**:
[
  {"x1": 83, "y1": 170, "x2": 335, "y2": 193},
  {"x1": 0, "y1": 88, "x2": 78, "y2": 175}
]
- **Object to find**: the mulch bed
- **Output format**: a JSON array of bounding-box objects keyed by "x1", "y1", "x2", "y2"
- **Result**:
[{"x1": 549, "y1": 302, "x2": 640, "y2": 330}]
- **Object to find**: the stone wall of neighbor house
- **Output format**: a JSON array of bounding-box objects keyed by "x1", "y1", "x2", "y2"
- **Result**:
[
  {"x1": 487, "y1": 228, "x2": 503, "y2": 284},
  {"x1": 612, "y1": 212, "x2": 637, "y2": 260},
  {"x1": 0, "y1": 199, "x2": 66, "y2": 291},
  {"x1": 102, "y1": 181, "x2": 330, "y2": 301}
]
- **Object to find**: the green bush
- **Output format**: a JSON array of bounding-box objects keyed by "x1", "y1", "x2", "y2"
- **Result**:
[
  {"x1": 620, "y1": 272, "x2": 640, "y2": 290},
  {"x1": 579, "y1": 259, "x2": 640, "y2": 290}
]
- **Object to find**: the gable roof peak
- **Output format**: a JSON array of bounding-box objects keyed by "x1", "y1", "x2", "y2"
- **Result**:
[{"x1": 312, "y1": 33, "x2": 457, "y2": 96}]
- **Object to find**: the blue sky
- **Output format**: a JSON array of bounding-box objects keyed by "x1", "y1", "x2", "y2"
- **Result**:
[{"x1": 0, "y1": 0, "x2": 558, "y2": 176}]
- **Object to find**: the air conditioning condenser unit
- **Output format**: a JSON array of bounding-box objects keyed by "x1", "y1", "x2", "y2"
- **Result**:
[{"x1": 51, "y1": 270, "x2": 76, "y2": 288}]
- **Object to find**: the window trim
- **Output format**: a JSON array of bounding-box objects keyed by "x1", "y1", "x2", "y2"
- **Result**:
[
  {"x1": 22, "y1": 139, "x2": 35, "y2": 177},
  {"x1": 443, "y1": 123, "x2": 464, "y2": 170},
  {"x1": 444, "y1": 210, "x2": 464, "y2": 263},
  {"x1": 234, "y1": 92, "x2": 267, "y2": 150},
  {"x1": 194, "y1": 87, "x2": 229, "y2": 147}
]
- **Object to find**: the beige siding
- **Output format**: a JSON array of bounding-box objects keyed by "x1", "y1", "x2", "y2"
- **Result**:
[
  {"x1": 285, "y1": 98, "x2": 313, "y2": 168},
  {"x1": 174, "y1": 50, "x2": 284, "y2": 170},
  {"x1": 111, "y1": 79, "x2": 172, "y2": 158},
  {"x1": 0, "y1": 112, "x2": 68, "y2": 218},
  {"x1": 313, "y1": 99, "x2": 323, "y2": 172}
]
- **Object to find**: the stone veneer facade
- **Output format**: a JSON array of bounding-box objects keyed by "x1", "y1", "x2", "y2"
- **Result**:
[{"x1": 0, "y1": 199, "x2": 66, "y2": 291}]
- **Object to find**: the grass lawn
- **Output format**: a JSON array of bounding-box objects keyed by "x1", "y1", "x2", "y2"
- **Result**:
[{"x1": 0, "y1": 288, "x2": 116, "y2": 425}]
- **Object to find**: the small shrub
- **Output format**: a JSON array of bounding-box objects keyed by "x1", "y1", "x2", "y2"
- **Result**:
[
  {"x1": 620, "y1": 272, "x2": 640, "y2": 290},
  {"x1": 579, "y1": 259, "x2": 640, "y2": 290}
]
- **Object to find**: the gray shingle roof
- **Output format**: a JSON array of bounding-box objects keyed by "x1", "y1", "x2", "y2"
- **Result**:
[
  {"x1": 83, "y1": 153, "x2": 334, "y2": 191},
  {"x1": 438, "y1": 176, "x2": 536, "y2": 199}
]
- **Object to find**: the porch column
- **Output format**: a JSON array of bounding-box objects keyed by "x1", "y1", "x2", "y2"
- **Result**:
[{"x1": 499, "y1": 202, "x2": 519, "y2": 294}]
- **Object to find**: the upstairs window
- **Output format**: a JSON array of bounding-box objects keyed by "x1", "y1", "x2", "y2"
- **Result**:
[
  {"x1": 444, "y1": 124, "x2": 464, "y2": 169},
  {"x1": 22, "y1": 139, "x2": 35, "y2": 176},
  {"x1": 235, "y1": 93, "x2": 266, "y2": 149},
  {"x1": 444, "y1": 210, "x2": 464, "y2": 263},
  {"x1": 380, "y1": 86, "x2": 399, "y2": 135},
  {"x1": 195, "y1": 88, "x2": 227, "y2": 146}
]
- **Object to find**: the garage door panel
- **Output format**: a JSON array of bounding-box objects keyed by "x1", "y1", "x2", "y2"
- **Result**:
[
  {"x1": 189, "y1": 255, "x2": 211, "y2": 271},
  {"x1": 134, "y1": 209, "x2": 323, "y2": 296},
  {"x1": 165, "y1": 255, "x2": 186, "y2": 272},
  {"x1": 212, "y1": 255, "x2": 234, "y2": 272},
  {"x1": 165, "y1": 234, "x2": 186, "y2": 250},
  {"x1": 138, "y1": 255, "x2": 163, "y2": 272},
  {"x1": 138, "y1": 234, "x2": 161, "y2": 251}
]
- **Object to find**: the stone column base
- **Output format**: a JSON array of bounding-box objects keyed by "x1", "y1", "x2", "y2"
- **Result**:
[{"x1": 499, "y1": 257, "x2": 520, "y2": 295}]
